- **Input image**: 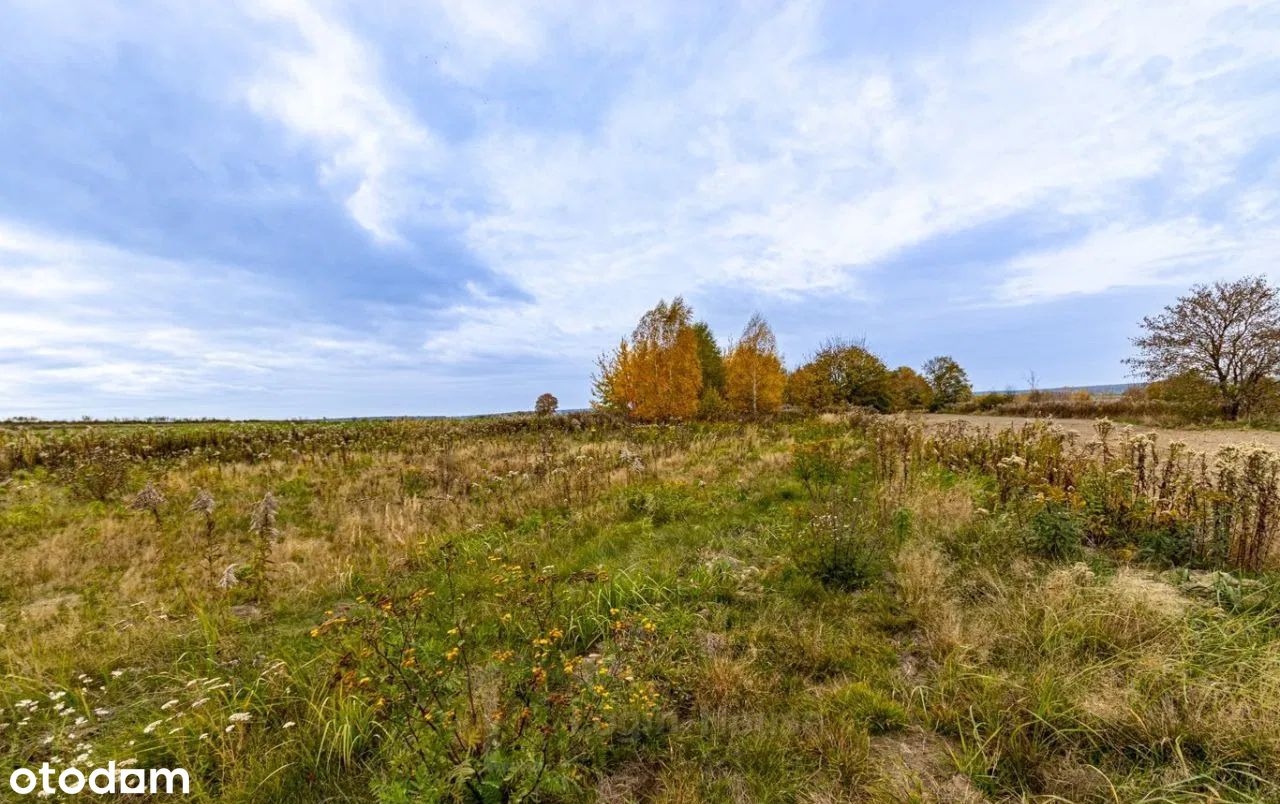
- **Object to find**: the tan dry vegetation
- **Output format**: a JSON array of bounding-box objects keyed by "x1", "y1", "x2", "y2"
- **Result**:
[{"x1": 925, "y1": 412, "x2": 1280, "y2": 454}]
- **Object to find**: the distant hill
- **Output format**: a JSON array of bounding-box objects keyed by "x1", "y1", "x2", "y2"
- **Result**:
[{"x1": 977, "y1": 382, "x2": 1143, "y2": 397}]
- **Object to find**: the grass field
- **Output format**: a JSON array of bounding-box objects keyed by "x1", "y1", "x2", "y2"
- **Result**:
[{"x1": 4, "y1": 414, "x2": 1280, "y2": 801}]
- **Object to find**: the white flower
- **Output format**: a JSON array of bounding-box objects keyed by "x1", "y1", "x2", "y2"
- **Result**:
[
  {"x1": 160, "y1": 699, "x2": 179, "y2": 711},
  {"x1": 110, "y1": 670, "x2": 124, "y2": 678},
  {"x1": 189, "y1": 698, "x2": 209, "y2": 709},
  {"x1": 282, "y1": 721, "x2": 296, "y2": 729},
  {"x1": 228, "y1": 712, "x2": 251, "y2": 723},
  {"x1": 224, "y1": 725, "x2": 236, "y2": 733},
  {"x1": 93, "y1": 708, "x2": 112, "y2": 717},
  {"x1": 143, "y1": 720, "x2": 163, "y2": 734}
]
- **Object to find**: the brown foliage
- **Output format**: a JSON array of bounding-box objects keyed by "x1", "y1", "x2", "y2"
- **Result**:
[
  {"x1": 886, "y1": 366, "x2": 933, "y2": 411},
  {"x1": 786, "y1": 340, "x2": 891, "y2": 412}
]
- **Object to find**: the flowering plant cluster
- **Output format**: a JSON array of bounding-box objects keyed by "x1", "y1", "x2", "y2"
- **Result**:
[{"x1": 316, "y1": 543, "x2": 660, "y2": 801}]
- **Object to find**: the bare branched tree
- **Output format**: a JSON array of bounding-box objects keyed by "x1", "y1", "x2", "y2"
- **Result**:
[{"x1": 1126, "y1": 276, "x2": 1280, "y2": 419}]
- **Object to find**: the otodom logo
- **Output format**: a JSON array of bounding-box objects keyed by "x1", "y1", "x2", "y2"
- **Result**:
[{"x1": 8, "y1": 762, "x2": 189, "y2": 796}]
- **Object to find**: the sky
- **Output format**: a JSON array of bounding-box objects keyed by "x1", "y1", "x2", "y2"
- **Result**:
[{"x1": 1, "y1": 0, "x2": 1278, "y2": 418}]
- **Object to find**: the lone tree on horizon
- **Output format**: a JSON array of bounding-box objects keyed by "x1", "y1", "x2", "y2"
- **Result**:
[
  {"x1": 535, "y1": 393, "x2": 559, "y2": 416},
  {"x1": 1126, "y1": 276, "x2": 1280, "y2": 420}
]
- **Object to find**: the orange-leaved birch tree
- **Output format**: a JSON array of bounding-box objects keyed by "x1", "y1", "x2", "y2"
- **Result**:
[
  {"x1": 724, "y1": 313, "x2": 786, "y2": 415},
  {"x1": 593, "y1": 297, "x2": 703, "y2": 420}
]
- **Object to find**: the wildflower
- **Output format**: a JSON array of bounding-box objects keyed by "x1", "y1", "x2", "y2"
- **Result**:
[
  {"x1": 444, "y1": 647, "x2": 460, "y2": 662},
  {"x1": 282, "y1": 721, "x2": 296, "y2": 729},
  {"x1": 143, "y1": 720, "x2": 163, "y2": 734},
  {"x1": 228, "y1": 712, "x2": 252, "y2": 723},
  {"x1": 190, "y1": 698, "x2": 209, "y2": 709},
  {"x1": 160, "y1": 699, "x2": 179, "y2": 711}
]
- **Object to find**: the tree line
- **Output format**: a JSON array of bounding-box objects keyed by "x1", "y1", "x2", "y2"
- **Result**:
[{"x1": 590, "y1": 297, "x2": 973, "y2": 421}]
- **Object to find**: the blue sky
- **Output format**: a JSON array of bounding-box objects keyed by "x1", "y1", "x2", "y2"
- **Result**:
[{"x1": 2, "y1": 0, "x2": 1278, "y2": 418}]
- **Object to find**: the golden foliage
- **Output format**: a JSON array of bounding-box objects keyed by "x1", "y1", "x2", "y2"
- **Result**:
[
  {"x1": 724, "y1": 313, "x2": 786, "y2": 415},
  {"x1": 594, "y1": 298, "x2": 704, "y2": 420}
]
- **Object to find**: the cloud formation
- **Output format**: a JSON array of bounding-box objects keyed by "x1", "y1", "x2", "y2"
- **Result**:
[{"x1": 1, "y1": 0, "x2": 1277, "y2": 416}]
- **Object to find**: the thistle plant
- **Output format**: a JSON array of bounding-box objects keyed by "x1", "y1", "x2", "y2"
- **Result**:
[
  {"x1": 129, "y1": 481, "x2": 166, "y2": 526},
  {"x1": 248, "y1": 492, "x2": 279, "y2": 603},
  {"x1": 188, "y1": 489, "x2": 219, "y2": 592}
]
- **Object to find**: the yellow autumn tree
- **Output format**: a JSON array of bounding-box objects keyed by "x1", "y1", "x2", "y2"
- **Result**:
[
  {"x1": 724, "y1": 313, "x2": 786, "y2": 415},
  {"x1": 593, "y1": 297, "x2": 703, "y2": 420}
]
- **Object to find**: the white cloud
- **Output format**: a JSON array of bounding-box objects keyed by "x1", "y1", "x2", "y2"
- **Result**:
[
  {"x1": 998, "y1": 218, "x2": 1280, "y2": 303},
  {"x1": 416, "y1": 0, "x2": 1280, "y2": 362},
  {"x1": 241, "y1": 0, "x2": 439, "y2": 242},
  {"x1": 0, "y1": 219, "x2": 419, "y2": 412}
]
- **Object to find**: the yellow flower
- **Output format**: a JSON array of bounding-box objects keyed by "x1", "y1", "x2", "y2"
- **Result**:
[{"x1": 445, "y1": 647, "x2": 460, "y2": 662}]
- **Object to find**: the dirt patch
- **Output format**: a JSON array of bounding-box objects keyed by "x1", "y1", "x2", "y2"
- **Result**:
[
  {"x1": 869, "y1": 728, "x2": 987, "y2": 802},
  {"x1": 922, "y1": 413, "x2": 1280, "y2": 455}
]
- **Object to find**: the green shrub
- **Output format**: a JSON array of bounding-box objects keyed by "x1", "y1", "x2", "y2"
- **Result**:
[
  {"x1": 1137, "y1": 521, "x2": 1197, "y2": 567},
  {"x1": 796, "y1": 514, "x2": 886, "y2": 591},
  {"x1": 792, "y1": 440, "x2": 844, "y2": 496},
  {"x1": 1026, "y1": 503, "x2": 1083, "y2": 559}
]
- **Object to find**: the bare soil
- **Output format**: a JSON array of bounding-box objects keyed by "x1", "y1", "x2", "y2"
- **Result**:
[{"x1": 922, "y1": 413, "x2": 1280, "y2": 454}]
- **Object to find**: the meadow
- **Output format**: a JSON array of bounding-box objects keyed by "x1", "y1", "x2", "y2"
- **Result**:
[{"x1": 4, "y1": 413, "x2": 1280, "y2": 801}]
